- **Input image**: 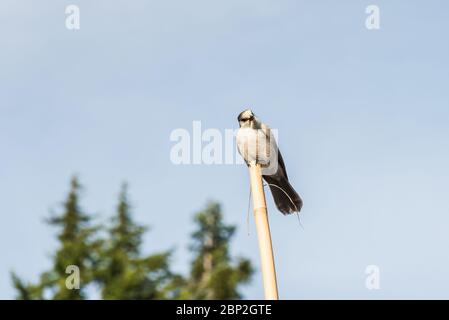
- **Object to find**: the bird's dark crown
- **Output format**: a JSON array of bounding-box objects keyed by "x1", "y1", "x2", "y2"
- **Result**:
[{"x1": 238, "y1": 109, "x2": 254, "y2": 121}]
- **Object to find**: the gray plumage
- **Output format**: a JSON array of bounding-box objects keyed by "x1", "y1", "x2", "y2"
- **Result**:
[{"x1": 236, "y1": 109, "x2": 303, "y2": 215}]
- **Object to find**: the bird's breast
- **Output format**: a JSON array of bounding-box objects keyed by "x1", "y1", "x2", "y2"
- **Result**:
[{"x1": 236, "y1": 128, "x2": 271, "y2": 164}]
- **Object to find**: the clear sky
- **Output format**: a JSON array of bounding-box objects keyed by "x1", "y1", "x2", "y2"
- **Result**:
[{"x1": 1, "y1": 0, "x2": 449, "y2": 299}]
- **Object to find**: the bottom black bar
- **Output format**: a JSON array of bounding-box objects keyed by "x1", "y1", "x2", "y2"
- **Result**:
[{"x1": 1, "y1": 300, "x2": 446, "y2": 319}]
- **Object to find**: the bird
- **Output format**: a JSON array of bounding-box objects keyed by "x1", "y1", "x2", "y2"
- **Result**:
[{"x1": 236, "y1": 109, "x2": 303, "y2": 215}]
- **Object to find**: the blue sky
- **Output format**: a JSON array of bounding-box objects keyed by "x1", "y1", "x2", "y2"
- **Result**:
[{"x1": 1, "y1": 0, "x2": 449, "y2": 299}]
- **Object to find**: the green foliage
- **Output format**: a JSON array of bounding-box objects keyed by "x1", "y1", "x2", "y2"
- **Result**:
[
  {"x1": 11, "y1": 273, "x2": 43, "y2": 300},
  {"x1": 180, "y1": 202, "x2": 253, "y2": 299},
  {"x1": 11, "y1": 179, "x2": 253, "y2": 300},
  {"x1": 12, "y1": 177, "x2": 101, "y2": 299},
  {"x1": 95, "y1": 183, "x2": 175, "y2": 299}
]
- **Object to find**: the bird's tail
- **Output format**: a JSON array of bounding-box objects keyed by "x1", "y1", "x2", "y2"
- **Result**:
[{"x1": 263, "y1": 176, "x2": 303, "y2": 215}]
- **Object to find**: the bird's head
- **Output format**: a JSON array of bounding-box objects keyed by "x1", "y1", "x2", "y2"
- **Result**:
[{"x1": 238, "y1": 109, "x2": 258, "y2": 128}]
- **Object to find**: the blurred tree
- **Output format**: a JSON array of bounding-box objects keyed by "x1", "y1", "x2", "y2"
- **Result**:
[
  {"x1": 95, "y1": 183, "x2": 176, "y2": 299},
  {"x1": 11, "y1": 181, "x2": 254, "y2": 300},
  {"x1": 11, "y1": 273, "x2": 44, "y2": 300},
  {"x1": 12, "y1": 176, "x2": 101, "y2": 299},
  {"x1": 180, "y1": 202, "x2": 253, "y2": 299}
]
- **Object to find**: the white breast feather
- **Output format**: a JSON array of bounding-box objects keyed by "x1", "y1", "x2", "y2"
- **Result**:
[{"x1": 236, "y1": 128, "x2": 271, "y2": 165}]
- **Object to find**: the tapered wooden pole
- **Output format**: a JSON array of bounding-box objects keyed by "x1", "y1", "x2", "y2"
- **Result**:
[{"x1": 248, "y1": 162, "x2": 279, "y2": 300}]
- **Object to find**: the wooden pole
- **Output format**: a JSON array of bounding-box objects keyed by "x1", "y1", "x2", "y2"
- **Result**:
[{"x1": 248, "y1": 162, "x2": 279, "y2": 300}]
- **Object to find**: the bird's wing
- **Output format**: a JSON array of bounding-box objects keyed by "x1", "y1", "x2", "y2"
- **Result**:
[
  {"x1": 276, "y1": 149, "x2": 288, "y2": 180},
  {"x1": 260, "y1": 123, "x2": 288, "y2": 179},
  {"x1": 260, "y1": 123, "x2": 276, "y2": 150}
]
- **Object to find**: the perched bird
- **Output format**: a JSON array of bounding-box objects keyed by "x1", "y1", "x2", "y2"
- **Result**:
[{"x1": 236, "y1": 109, "x2": 303, "y2": 214}]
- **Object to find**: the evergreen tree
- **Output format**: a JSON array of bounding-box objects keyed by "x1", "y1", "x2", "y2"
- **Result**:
[
  {"x1": 11, "y1": 273, "x2": 44, "y2": 300},
  {"x1": 181, "y1": 202, "x2": 253, "y2": 299},
  {"x1": 12, "y1": 176, "x2": 101, "y2": 299},
  {"x1": 12, "y1": 180, "x2": 254, "y2": 300},
  {"x1": 95, "y1": 183, "x2": 175, "y2": 299}
]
